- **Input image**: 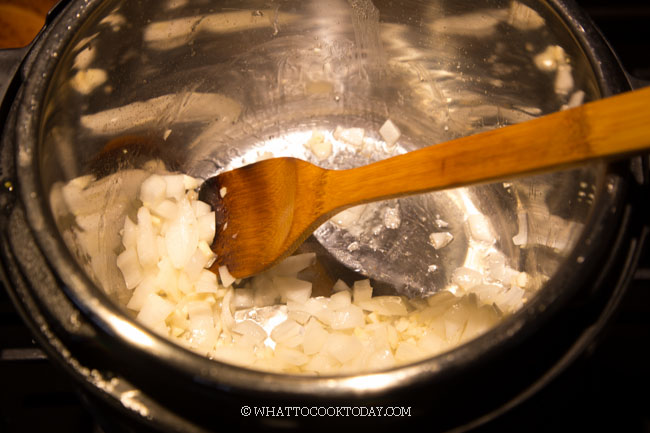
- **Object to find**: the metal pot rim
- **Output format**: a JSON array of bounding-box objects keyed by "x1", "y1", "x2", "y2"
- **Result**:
[{"x1": 7, "y1": 0, "x2": 638, "y2": 401}]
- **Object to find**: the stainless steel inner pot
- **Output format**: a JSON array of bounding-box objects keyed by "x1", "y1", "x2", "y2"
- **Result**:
[
  {"x1": 1, "y1": 0, "x2": 645, "y2": 430},
  {"x1": 28, "y1": 0, "x2": 616, "y2": 303}
]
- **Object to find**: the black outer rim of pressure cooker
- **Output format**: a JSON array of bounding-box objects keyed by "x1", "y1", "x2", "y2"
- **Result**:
[{"x1": 0, "y1": 0, "x2": 648, "y2": 431}]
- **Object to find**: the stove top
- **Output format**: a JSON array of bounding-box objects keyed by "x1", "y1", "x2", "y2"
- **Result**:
[{"x1": 1, "y1": 1, "x2": 650, "y2": 432}]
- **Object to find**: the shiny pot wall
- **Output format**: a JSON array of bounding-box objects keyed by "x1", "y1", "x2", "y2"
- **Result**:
[{"x1": 0, "y1": 0, "x2": 648, "y2": 431}]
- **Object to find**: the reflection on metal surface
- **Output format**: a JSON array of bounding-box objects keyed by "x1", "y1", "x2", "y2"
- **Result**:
[
  {"x1": 107, "y1": 315, "x2": 156, "y2": 349},
  {"x1": 80, "y1": 93, "x2": 242, "y2": 136},
  {"x1": 0, "y1": 348, "x2": 47, "y2": 361},
  {"x1": 143, "y1": 10, "x2": 300, "y2": 50},
  {"x1": 342, "y1": 372, "x2": 408, "y2": 392}
]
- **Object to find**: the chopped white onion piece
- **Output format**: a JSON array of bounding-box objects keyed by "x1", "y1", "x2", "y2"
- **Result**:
[
  {"x1": 352, "y1": 279, "x2": 373, "y2": 303},
  {"x1": 270, "y1": 319, "x2": 304, "y2": 348},
  {"x1": 152, "y1": 200, "x2": 178, "y2": 220},
  {"x1": 177, "y1": 271, "x2": 193, "y2": 295},
  {"x1": 268, "y1": 253, "x2": 316, "y2": 276},
  {"x1": 435, "y1": 218, "x2": 449, "y2": 228},
  {"x1": 287, "y1": 310, "x2": 311, "y2": 325},
  {"x1": 183, "y1": 175, "x2": 201, "y2": 190},
  {"x1": 136, "y1": 207, "x2": 159, "y2": 268},
  {"x1": 153, "y1": 255, "x2": 177, "y2": 292},
  {"x1": 218, "y1": 265, "x2": 236, "y2": 288},
  {"x1": 329, "y1": 290, "x2": 351, "y2": 310},
  {"x1": 331, "y1": 205, "x2": 366, "y2": 228},
  {"x1": 233, "y1": 288, "x2": 254, "y2": 309},
  {"x1": 220, "y1": 288, "x2": 235, "y2": 331},
  {"x1": 251, "y1": 275, "x2": 279, "y2": 307},
  {"x1": 290, "y1": 298, "x2": 333, "y2": 325},
  {"x1": 196, "y1": 269, "x2": 219, "y2": 294},
  {"x1": 329, "y1": 304, "x2": 364, "y2": 330},
  {"x1": 187, "y1": 301, "x2": 217, "y2": 353},
  {"x1": 471, "y1": 284, "x2": 504, "y2": 305},
  {"x1": 303, "y1": 353, "x2": 339, "y2": 374},
  {"x1": 274, "y1": 276, "x2": 312, "y2": 304},
  {"x1": 192, "y1": 200, "x2": 212, "y2": 218},
  {"x1": 275, "y1": 346, "x2": 309, "y2": 366},
  {"x1": 302, "y1": 318, "x2": 329, "y2": 355},
  {"x1": 232, "y1": 319, "x2": 267, "y2": 345},
  {"x1": 367, "y1": 348, "x2": 395, "y2": 370},
  {"x1": 555, "y1": 63, "x2": 574, "y2": 96},
  {"x1": 197, "y1": 212, "x2": 216, "y2": 243},
  {"x1": 121, "y1": 216, "x2": 137, "y2": 250},
  {"x1": 165, "y1": 198, "x2": 199, "y2": 269},
  {"x1": 325, "y1": 333, "x2": 362, "y2": 364},
  {"x1": 494, "y1": 286, "x2": 525, "y2": 312},
  {"x1": 333, "y1": 126, "x2": 365, "y2": 146},
  {"x1": 332, "y1": 279, "x2": 351, "y2": 293},
  {"x1": 117, "y1": 248, "x2": 144, "y2": 289},
  {"x1": 310, "y1": 138, "x2": 333, "y2": 160},
  {"x1": 418, "y1": 332, "x2": 446, "y2": 354},
  {"x1": 137, "y1": 293, "x2": 174, "y2": 329},
  {"x1": 379, "y1": 119, "x2": 401, "y2": 147},
  {"x1": 429, "y1": 232, "x2": 454, "y2": 249},
  {"x1": 185, "y1": 246, "x2": 211, "y2": 282},
  {"x1": 139, "y1": 174, "x2": 166, "y2": 206},
  {"x1": 566, "y1": 90, "x2": 585, "y2": 109},
  {"x1": 395, "y1": 341, "x2": 424, "y2": 363},
  {"x1": 356, "y1": 296, "x2": 408, "y2": 316},
  {"x1": 163, "y1": 174, "x2": 186, "y2": 201},
  {"x1": 127, "y1": 276, "x2": 157, "y2": 311}
]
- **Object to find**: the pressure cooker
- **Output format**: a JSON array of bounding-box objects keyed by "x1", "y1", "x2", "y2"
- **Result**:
[{"x1": 0, "y1": 0, "x2": 648, "y2": 431}]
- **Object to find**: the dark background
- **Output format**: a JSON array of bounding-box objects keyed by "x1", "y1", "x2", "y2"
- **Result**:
[{"x1": 1, "y1": 0, "x2": 649, "y2": 432}]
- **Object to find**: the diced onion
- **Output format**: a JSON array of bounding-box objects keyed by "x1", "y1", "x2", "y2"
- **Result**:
[
  {"x1": 275, "y1": 346, "x2": 310, "y2": 366},
  {"x1": 325, "y1": 333, "x2": 362, "y2": 364},
  {"x1": 333, "y1": 126, "x2": 365, "y2": 146},
  {"x1": 268, "y1": 253, "x2": 316, "y2": 276},
  {"x1": 137, "y1": 293, "x2": 174, "y2": 329},
  {"x1": 164, "y1": 174, "x2": 186, "y2": 201},
  {"x1": 136, "y1": 207, "x2": 159, "y2": 268},
  {"x1": 121, "y1": 216, "x2": 137, "y2": 250},
  {"x1": 110, "y1": 169, "x2": 519, "y2": 376},
  {"x1": 274, "y1": 276, "x2": 312, "y2": 303},
  {"x1": 329, "y1": 290, "x2": 351, "y2": 310},
  {"x1": 452, "y1": 267, "x2": 483, "y2": 291},
  {"x1": 126, "y1": 276, "x2": 156, "y2": 310},
  {"x1": 233, "y1": 288, "x2": 254, "y2": 309},
  {"x1": 117, "y1": 248, "x2": 143, "y2": 289},
  {"x1": 352, "y1": 279, "x2": 373, "y2": 303},
  {"x1": 270, "y1": 319, "x2": 304, "y2": 348},
  {"x1": 329, "y1": 305, "x2": 364, "y2": 330},
  {"x1": 139, "y1": 174, "x2": 166, "y2": 206},
  {"x1": 332, "y1": 279, "x2": 350, "y2": 293},
  {"x1": 165, "y1": 198, "x2": 199, "y2": 269},
  {"x1": 356, "y1": 296, "x2": 408, "y2": 316},
  {"x1": 218, "y1": 265, "x2": 236, "y2": 288},
  {"x1": 379, "y1": 119, "x2": 401, "y2": 147},
  {"x1": 429, "y1": 232, "x2": 454, "y2": 249},
  {"x1": 303, "y1": 318, "x2": 329, "y2": 355},
  {"x1": 232, "y1": 319, "x2": 267, "y2": 346}
]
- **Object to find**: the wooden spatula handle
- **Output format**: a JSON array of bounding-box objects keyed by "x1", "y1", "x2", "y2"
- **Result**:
[{"x1": 323, "y1": 86, "x2": 650, "y2": 210}]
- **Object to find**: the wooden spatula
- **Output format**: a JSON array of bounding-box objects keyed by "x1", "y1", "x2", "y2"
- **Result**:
[{"x1": 199, "y1": 86, "x2": 650, "y2": 279}]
